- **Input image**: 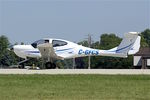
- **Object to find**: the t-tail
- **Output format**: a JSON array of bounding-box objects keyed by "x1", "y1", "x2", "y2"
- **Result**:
[{"x1": 99, "y1": 32, "x2": 141, "y2": 58}]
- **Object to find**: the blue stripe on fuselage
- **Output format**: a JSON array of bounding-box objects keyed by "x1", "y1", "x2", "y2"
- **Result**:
[
  {"x1": 26, "y1": 48, "x2": 74, "y2": 54},
  {"x1": 108, "y1": 43, "x2": 133, "y2": 52},
  {"x1": 116, "y1": 43, "x2": 133, "y2": 52},
  {"x1": 55, "y1": 48, "x2": 73, "y2": 52}
]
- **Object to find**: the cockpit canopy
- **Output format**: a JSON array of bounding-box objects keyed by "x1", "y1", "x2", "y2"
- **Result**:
[{"x1": 31, "y1": 39, "x2": 68, "y2": 48}]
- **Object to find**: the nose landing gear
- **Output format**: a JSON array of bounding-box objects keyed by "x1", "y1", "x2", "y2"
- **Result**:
[
  {"x1": 18, "y1": 59, "x2": 29, "y2": 69},
  {"x1": 18, "y1": 58, "x2": 57, "y2": 69}
]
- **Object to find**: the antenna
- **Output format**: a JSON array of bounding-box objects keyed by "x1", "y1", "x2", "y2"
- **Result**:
[{"x1": 88, "y1": 34, "x2": 92, "y2": 69}]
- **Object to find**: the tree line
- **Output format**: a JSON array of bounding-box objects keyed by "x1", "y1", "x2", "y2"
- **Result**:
[{"x1": 0, "y1": 29, "x2": 150, "y2": 68}]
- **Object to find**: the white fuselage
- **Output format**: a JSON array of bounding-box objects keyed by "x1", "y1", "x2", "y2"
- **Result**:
[{"x1": 13, "y1": 38, "x2": 101, "y2": 59}]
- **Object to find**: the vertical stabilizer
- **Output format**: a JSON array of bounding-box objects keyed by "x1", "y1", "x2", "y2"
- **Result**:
[{"x1": 116, "y1": 32, "x2": 140, "y2": 55}]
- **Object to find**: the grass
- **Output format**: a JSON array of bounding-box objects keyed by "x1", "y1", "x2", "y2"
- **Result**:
[{"x1": 0, "y1": 75, "x2": 150, "y2": 100}]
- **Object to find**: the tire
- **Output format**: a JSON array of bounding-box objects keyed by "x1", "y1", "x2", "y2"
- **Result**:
[
  {"x1": 45, "y1": 62, "x2": 56, "y2": 69},
  {"x1": 18, "y1": 64, "x2": 24, "y2": 69},
  {"x1": 52, "y1": 63, "x2": 56, "y2": 69},
  {"x1": 45, "y1": 62, "x2": 52, "y2": 69}
]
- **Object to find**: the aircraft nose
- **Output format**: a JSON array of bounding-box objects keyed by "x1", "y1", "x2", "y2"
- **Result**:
[
  {"x1": 7, "y1": 45, "x2": 14, "y2": 51},
  {"x1": 13, "y1": 45, "x2": 27, "y2": 59},
  {"x1": 13, "y1": 45, "x2": 23, "y2": 53}
]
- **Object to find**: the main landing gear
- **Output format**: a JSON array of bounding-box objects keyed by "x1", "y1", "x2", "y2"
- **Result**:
[
  {"x1": 45, "y1": 62, "x2": 56, "y2": 69},
  {"x1": 18, "y1": 59, "x2": 29, "y2": 69}
]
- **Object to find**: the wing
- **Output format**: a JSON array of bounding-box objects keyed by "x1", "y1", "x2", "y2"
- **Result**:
[{"x1": 37, "y1": 43, "x2": 64, "y2": 60}]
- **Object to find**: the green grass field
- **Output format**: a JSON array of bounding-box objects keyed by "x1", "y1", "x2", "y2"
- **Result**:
[{"x1": 0, "y1": 75, "x2": 150, "y2": 100}]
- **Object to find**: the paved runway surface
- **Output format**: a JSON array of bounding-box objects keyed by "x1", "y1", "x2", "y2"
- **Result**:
[{"x1": 0, "y1": 69, "x2": 150, "y2": 75}]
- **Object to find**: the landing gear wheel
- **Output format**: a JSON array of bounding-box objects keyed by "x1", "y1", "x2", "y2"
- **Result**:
[
  {"x1": 45, "y1": 62, "x2": 51, "y2": 69},
  {"x1": 52, "y1": 63, "x2": 56, "y2": 69},
  {"x1": 45, "y1": 62, "x2": 56, "y2": 69},
  {"x1": 18, "y1": 64, "x2": 25, "y2": 69}
]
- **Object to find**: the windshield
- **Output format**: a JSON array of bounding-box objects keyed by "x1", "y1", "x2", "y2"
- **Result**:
[{"x1": 31, "y1": 39, "x2": 49, "y2": 48}]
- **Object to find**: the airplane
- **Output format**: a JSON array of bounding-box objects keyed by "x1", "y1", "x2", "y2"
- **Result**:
[{"x1": 12, "y1": 32, "x2": 141, "y2": 69}]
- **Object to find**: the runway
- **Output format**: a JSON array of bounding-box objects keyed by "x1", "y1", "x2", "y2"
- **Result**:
[{"x1": 0, "y1": 69, "x2": 150, "y2": 75}]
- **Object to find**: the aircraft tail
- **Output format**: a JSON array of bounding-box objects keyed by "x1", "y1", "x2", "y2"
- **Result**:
[{"x1": 116, "y1": 32, "x2": 141, "y2": 55}]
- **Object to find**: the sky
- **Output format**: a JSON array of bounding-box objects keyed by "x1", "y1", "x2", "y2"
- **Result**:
[{"x1": 0, "y1": 0, "x2": 149, "y2": 44}]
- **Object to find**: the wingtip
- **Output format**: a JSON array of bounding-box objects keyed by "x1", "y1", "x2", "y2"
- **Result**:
[
  {"x1": 124, "y1": 32, "x2": 141, "y2": 37},
  {"x1": 128, "y1": 32, "x2": 140, "y2": 35}
]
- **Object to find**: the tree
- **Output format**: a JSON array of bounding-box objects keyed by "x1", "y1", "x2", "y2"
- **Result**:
[
  {"x1": 140, "y1": 35, "x2": 149, "y2": 47},
  {"x1": 100, "y1": 33, "x2": 122, "y2": 49},
  {"x1": 141, "y1": 29, "x2": 150, "y2": 47},
  {"x1": 78, "y1": 40, "x2": 89, "y2": 47},
  {"x1": 91, "y1": 33, "x2": 134, "y2": 69},
  {"x1": 92, "y1": 33, "x2": 122, "y2": 68},
  {"x1": 0, "y1": 35, "x2": 9, "y2": 66},
  {"x1": 0, "y1": 35, "x2": 19, "y2": 67},
  {"x1": 0, "y1": 35, "x2": 9, "y2": 54},
  {"x1": 77, "y1": 33, "x2": 133, "y2": 69}
]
